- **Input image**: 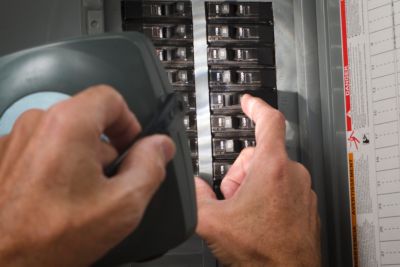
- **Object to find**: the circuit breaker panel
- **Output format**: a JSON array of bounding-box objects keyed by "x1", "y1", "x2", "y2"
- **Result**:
[
  {"x1": 121, "y1": 1, "x2": 199, "y2": 177},
  {"x1": 121, "y1": 0, "x2": 277, "y2": 196},
  {"x1": 119, "y1": 2, "x2": 277, "y2": 265},
  {"x1": 205, "y1": 2, "x2": 277, "y2": 193},
  {"x1": 0, "y1": 0, "x2": 355, "y2": 266}
]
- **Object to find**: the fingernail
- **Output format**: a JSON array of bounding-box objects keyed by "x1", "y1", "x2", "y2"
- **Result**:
[
  {"x1": 241, "y1": 94, "x2": 251, "y2": 104},
  {"x1": 241, "y1": 94, "x2": 254, "y2": 109},
  {"x1": 159, "y1": 137, "x2": 175, "y2": 162}
]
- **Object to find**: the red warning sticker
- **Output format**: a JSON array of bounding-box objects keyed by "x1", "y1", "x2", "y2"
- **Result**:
[{"x1": 340, "y1": 0, "x2": 352, "y2": 132}]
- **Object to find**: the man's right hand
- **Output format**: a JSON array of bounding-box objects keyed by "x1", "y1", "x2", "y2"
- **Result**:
[
  {"x1": 196, "y1": 95, "x2": 321, "y2": 267},
  {"x1": 0, "y1": 86, "x2": 175, "y2": 267}
]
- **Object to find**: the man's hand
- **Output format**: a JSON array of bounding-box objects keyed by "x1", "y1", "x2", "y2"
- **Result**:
[
  {"x1": 0, "y1": 85, "x2": 175, "y2": 267},
  {"x1": 196, "y1": 95, "x2": 321, "y2": 267}
]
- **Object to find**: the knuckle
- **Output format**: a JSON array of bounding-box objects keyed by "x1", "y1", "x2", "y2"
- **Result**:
[
  {"x1": 296, "y1": 162, "x2": 311, "y2": 177},
  {"x1": 43, "y1": 104, "x2": 76, "y2": 133},
  {"x1": 310, "y1": 190, "x2": 318, "y2": 203},
  {"x1": 91, "y1": 85, "x2": 124, "y2": 104},
  {"x1": 90, "y1": 84, "x2": 116, "y2": 93},
  {"x1": 255, "y1": 108, "x2": 285, "y2": 132},
  {"x1": 270, "y1": 109, "x2": 286, "y2": 126},
  {"x1": 268, "y1": 154, "x2": 289, "y2": 178},
  {"x1": 274, "y1": 159, "x2": 287, "y2": 173},
  {"x1": 13, "y1": 109, "x2": 44, "y2": 128},
  {"x1": 19, "y1": 109, "x2": 44, "y2": 120},
  {"x1": 46, "y1": 104, "x2": 69, "y2": 124},
  {"x1": 272, "y1": 152, "x2": 289, "y2": 169},
  {"x1": 296, "y1": 162, "x2": 312, "y2": 187},
  {"x1": 240, "y1": 146, "x2": 255, "y2": 158}
]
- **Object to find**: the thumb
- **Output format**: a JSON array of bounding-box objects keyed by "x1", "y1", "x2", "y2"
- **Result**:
[
  {"x1": 195, "y1": 177, "x2": 217, "y2": 201},
  {"x1": 195, "y1": 177, "x2": 220, "y2": 239},
  {"x1": 110, "y1": 134, "x2": 175, "y2": 214}
]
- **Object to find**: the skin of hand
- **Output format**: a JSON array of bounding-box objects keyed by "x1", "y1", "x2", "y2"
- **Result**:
[
  {"x1": 195, "y1": 95, "x2": 321, "y2": 267},
  {"x1": 0, "y1": 85, "x2": 175, "y2": 267}
]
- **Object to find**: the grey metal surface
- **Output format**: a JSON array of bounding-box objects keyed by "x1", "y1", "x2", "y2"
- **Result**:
[
  {"x1": 192, "y1": 0, "x2": 214, "y2": 183},
  {"x1": 274, "y1": 0, "x2": 331, "y2": 265},
  {"x1": 316, "y1": 0, "x2": 353, "y2": 266},
  {"x1": 273, "y1": 0, "x2": 353, "y2": 266},
  {"x1": 104, "y1": 0, "x2": 123, "y2": 33},
  {"x1": 291, "y1": 0, "x2": 330, "y2": 266},
  {"x1": 273, "y1": 0, "x2": 301, "y2": 162},
  {"x1": 274, "y1": 0, "x2": 354, "y2": 266},
  {"x1": 82, "y1": 0, "x2": 105, "y2": 35},
  {"x1": 0, "y1": 0, "x2": 83, "y2": 56}
]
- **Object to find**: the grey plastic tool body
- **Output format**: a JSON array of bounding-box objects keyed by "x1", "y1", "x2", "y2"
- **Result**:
[{"x1": 0, "y1": 32, "x2": 197, "y2": 266}]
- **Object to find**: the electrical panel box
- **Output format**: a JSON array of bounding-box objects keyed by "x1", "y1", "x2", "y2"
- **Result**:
[
  {"x1": 0, "y1": 0, "x2": 358, "y2": 266},
  {"x1": 117, "y1": 1, "x2": 278, "y2": 199}
]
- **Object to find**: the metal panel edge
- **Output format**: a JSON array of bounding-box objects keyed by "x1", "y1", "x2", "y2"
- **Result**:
[
  {"x1": 273, "y1": 0, "x2": 301, "y2": 162},
  {"x1": 316, "y1": 0, "x2": 353, "y2": 266},
  {"x1": 291, "y1": 0, "x2": 329, "y2": 266}
]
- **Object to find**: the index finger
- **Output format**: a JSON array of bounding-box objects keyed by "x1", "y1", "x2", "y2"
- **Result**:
[
  {"x1": 241, "y1": 94, "x2": 286, "y2": 154},
  {"x1": 44, "y1": 85, "x2": 141, "y2": 152}
]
